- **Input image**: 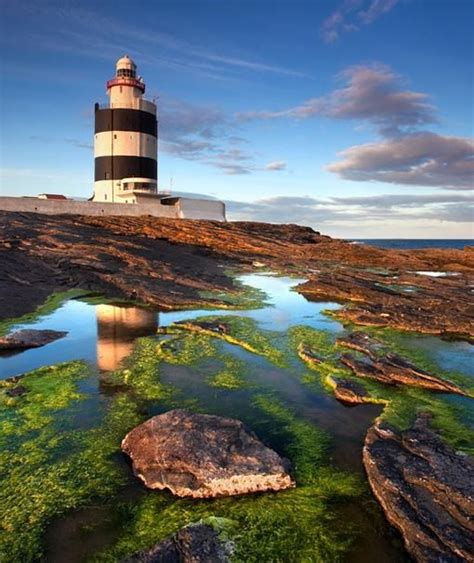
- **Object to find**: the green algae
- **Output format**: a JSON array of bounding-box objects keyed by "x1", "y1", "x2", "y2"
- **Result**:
[
  {"x1": 0, "y1": 289, "x2": 87, "y2": 336},
  {"x1": 94, "y1": 398, "x2": 362, "y2": 563},
  {"x1": 155, "y1": 332, "x2": 249, "y2": 390},
  {"x1": 1, "y1": 281, "x2": 472, "y2": 561},
  {"x1": 0, "y1": 361, "x2": 142, "y2": 561},
  {"x1": 199, "y1": 278, "x2": 269, "y2": 310},
  {"x1": 162, "y1": 316, "x2": 287, "y2": 367},
  {"x1": 104, "y1": 337, "x2": 174, "y2": 401},
  {"x1": 290, "y1": 325, "x2": 474, "y2": 454}
]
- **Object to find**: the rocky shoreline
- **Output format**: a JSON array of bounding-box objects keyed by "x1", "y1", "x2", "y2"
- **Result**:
[
  {"x1": 1, "y1": 211, "x2": 473, "y2": 562},
  {"x1": 364, "y1": 414, "x2": 474, "y2": 562},
  {"x1": 1, "y1": 212, "x2": 473, "y2": 340}
]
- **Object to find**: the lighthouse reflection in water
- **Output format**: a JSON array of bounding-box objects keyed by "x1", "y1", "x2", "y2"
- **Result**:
[{"x1": 96, "y1": 305, "x2": 158, "y2": 371}]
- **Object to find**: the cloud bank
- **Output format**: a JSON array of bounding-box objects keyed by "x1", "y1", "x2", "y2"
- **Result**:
[
  {"x1": 327, "y1": 132, "x2": 474, "y2": 189},
  {"x1": 238, "y1": 64, "x2": 435, "y2": 135},
  {"x1": 239, "y1": 64, "x2": 472, "y2": 190},
  {"x1": 226, "y1": 192, "x2": 474, "y2": 228}
]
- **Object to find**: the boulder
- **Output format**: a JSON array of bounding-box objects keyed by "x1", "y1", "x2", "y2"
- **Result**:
[
  {"x1": 124, "y1": 523, "x2": 231, "y2": 562},
  {"x1": 121, "y1": 409, "x2": 295, "y2": 498},
  {"x1": 364, "y1": 414, "x2": 474, "y2": 562},
  {"x1": 0, "y1": 329, "x2": 67, "y2": 351}
]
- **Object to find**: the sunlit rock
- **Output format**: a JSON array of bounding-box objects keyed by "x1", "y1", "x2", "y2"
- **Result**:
[
  {"x1": 121, "y1": 409, "x2": 295, "y2": 498},
  {"x1": 0, "y1": 329, "x2": 67, "y2": 350}
]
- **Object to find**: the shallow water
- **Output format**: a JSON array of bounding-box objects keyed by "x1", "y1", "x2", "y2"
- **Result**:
[
  {"x1": 1, "y1": 275, "x2": 341, "y2": 379},
  {"x1": 1, "y1": 273, "x2": 472, "y2": 562}
]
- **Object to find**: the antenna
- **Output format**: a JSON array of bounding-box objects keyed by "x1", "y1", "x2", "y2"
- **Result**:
[{"x1": 170, "y1": 175, "x2": 173, "y2": 194}]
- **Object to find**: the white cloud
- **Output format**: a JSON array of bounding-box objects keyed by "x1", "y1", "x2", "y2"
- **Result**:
[
  {"x1": 265, "y1": 161, "x2": 287, "y2": 171},
  {"x1": 238, "y1": 64, "x2": 435, "y2": 135},
  {"x1": 327, "y1": 133, "x2": 474, "y2": 190}
]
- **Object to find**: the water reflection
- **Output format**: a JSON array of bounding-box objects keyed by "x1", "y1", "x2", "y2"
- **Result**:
[
  {"x1": 96, "y1": 305, "x2": 158, "y2": 371},
  {"x1": 0, "y1": 302, "x2": 160, "y2": 379}
]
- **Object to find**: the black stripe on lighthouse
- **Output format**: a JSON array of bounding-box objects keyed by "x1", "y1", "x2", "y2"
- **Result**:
[
  {"x1": 94, "y1": 156, "x2": 157, "y2": 181},
  {"x1": 95, "y1": 108, "x2": 157, "y2": 137}
]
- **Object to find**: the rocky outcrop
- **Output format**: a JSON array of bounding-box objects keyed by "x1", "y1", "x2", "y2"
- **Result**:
[
  {"x1": 340, "y1": 352, "x2": 468, "y2": 396},
  {"x1": 299, "y1": 268, "x2": 474, "y2": 341},
  {"x1": 125, "y1": 523, "x2": 232, "y2": 563},
  {"x1": 1, "y1": 212, "x2": 473, "y2": 340},
  {"x1": 326, "y1": 375, "x2": 371, "y2": 405},
  {"x1": 0, "y1": 329, "x2": 67, "y2": 350},
  {"x1": 121, "y1": 409, "x2": 295, "y2": 498},
  {"x1": 363, "y1": 414, "x2": 474, "y2": 562}
]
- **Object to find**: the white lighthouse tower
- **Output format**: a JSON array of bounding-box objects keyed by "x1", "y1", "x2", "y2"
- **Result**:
[{"x1": 93, "y1": 56, "x2": 159, "y2": 203}]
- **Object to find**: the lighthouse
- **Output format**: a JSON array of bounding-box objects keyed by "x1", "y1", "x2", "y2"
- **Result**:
[{"x1": 93, "y1": 56, "x2": 159, "y2": 203}]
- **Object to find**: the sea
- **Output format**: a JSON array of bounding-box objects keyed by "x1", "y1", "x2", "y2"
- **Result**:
[{"x1": 351, "y1": 239, "x2": 473, "y2": 250}]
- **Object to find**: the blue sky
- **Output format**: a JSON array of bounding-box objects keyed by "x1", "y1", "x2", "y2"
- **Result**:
[{"x1": 0, "y1": 0, "x2": 472, "y2": 238}]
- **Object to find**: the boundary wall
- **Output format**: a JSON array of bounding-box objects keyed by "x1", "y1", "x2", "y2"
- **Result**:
[{"x1": 0, "y1": 197, "x2": 226, "y2": 221}]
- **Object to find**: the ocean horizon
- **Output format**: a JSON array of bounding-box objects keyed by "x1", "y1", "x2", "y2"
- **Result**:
[{"x1": 351, "y1": 239, "x2": 473, "y2": 250}]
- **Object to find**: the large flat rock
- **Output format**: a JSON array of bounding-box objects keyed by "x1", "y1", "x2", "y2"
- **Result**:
[
  {"x1": 121, "y1": 409, "x2": 295, "y2": 498},
  {"x1": 363, "y1": 414, "x2": 474, "y2": 562}
]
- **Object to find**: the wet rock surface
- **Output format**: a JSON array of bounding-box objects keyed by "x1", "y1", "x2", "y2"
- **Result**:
[
  {"x1": 326, "y1": 375, "x2": 370, "y2": 404},
  {"x1": 124, "y1": 523, "x2": 231, "y2": 563},
  {"x1": 340, "y1": 351, "x2": 468, "y2": 395},
  {"x1": 363, "y1": 414, "x2": 474, "y2": 563},
  {"x1": 300, "y1": 268, "x2": 474, "y2": 341},
  {"x1": 175, "y1": 320, "x2": 230, "y2": 335},
  {"x1": 5, "y1": 385, "x2": 27, "y2": 397},
  {"x1": 1, "y1": 212, "x2": 473, "y2": 340},
  {"x1": 121, "y1": 409, "x2": 295, "y2": 498},
  {"x1": 336, "y1": 332, "x2": 386, "y2": 359},
  {"x1": 0, "y1": 329, "x2": 68, "y2": 350},
  {"x1": 297, "y1": 343, "x2": 324, "y2": 364}
]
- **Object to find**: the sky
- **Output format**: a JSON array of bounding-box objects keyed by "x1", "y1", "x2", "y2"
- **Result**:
[{"x1": 0, "y1": 0, "x2": 473, "y2": 238}]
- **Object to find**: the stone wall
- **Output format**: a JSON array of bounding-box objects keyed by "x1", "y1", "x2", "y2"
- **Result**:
[
  {"x1": 0, "y1": 197, "x2": 179, "y2": 219},
  {"x1": 0, "y1": 196, "x2": 227, "y2": 221}
]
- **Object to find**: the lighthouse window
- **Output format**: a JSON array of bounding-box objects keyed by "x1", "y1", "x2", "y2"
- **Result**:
[{"x1": 114, "y1": 134, "x2": 117, "y2": 139}]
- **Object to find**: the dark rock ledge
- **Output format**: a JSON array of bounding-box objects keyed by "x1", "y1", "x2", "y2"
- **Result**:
[{"x1": 363, "y1": 414, "x2": 474, "y2": 562}]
